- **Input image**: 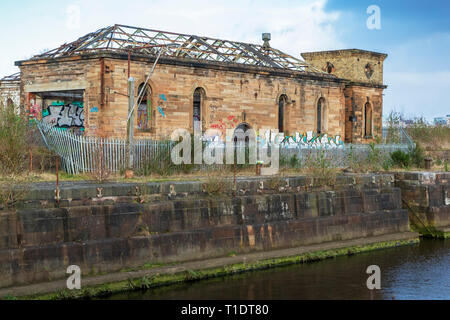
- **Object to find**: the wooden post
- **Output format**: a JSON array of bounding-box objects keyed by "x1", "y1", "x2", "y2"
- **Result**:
[
  {"x1": 55, "y1": 156, "x2": 60, "y2": 204},
  {"x1": 126, "y1": 77, "x2": 135, "y2": 169},
  {"x1": 29, "y1": 148, "x2": 33, "y2": 173}
]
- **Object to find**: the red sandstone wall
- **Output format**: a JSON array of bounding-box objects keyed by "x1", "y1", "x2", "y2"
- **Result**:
[
  {"x1": 19, "y1": 57, "x2": 350, "y2": 140},
  {"x1": 344, "y1": 85, "x2": 383, "y2": 143}
]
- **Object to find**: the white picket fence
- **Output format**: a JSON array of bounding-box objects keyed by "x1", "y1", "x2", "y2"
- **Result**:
[{"x1": 35, "y1": 121, "x2": 414, "y2": 175}]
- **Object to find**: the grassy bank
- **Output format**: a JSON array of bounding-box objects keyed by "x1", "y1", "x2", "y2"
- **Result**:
[{"x1": 12, "y1": 237, "x2": 419, "y2": 300}]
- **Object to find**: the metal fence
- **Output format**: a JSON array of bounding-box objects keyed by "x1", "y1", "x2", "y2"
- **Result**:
[
  {"x1": 36, "y1": 121, "x2": 414, "y2": 174},
  {"x1": 36, "y1": 121, "x2": 174, "y2": 174}
]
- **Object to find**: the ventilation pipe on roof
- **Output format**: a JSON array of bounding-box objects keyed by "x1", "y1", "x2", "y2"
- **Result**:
[{"x1": 262, "y1": 33, "x2": 271, "y2": 51}]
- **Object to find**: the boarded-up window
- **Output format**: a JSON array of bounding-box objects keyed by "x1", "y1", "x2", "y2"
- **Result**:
[
  {"x1": 278, "y1": 95, "x2": 287, "y2": 133},
  {"x1": 364, "y1": 102, "x2": 373, "y2": 137},
  {"x1": 137, "y1": 83, "x2": 152, "y2": 131},
  {"x1": 193, "y1": 88, "x2": 205, "y2": 131},
  {"x1": 317, "y1": 97, "x2": 326, "y2": 134}
]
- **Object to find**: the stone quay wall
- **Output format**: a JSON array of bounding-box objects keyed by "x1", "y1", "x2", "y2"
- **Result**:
[{"x1": 0, "y1": 174, "x2": 411, "y2": 288}]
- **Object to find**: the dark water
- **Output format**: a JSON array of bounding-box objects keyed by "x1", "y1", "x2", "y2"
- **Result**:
[{"x1": 109, "y1": 239, "x2": 449, "y2": 300}]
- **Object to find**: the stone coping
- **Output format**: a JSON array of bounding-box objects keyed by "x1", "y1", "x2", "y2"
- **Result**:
[{"x1": 3, "y1": 173, "x2": 395, "y2": 202}]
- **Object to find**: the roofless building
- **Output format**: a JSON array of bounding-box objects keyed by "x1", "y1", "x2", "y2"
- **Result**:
[{"x1": 15, "y1": 24, "x2": 387, "y2": 142}]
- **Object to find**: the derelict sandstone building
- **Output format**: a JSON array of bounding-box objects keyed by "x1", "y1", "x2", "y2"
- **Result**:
[{"x1": 15, "y1": 24, "x2": 387, "y2": 143}]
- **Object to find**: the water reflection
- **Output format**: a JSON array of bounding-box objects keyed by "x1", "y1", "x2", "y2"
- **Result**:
[{"x1": 107, "y1": 239, "x2": 449, "y2": 300}]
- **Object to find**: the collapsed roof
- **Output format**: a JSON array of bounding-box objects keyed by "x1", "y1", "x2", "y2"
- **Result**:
[
  {"x1": 32, "y1": 24, "x2": 325, "y2": 74},
  {"x1": 0, "y1": 72, "x2": 20, "y2": 82}
]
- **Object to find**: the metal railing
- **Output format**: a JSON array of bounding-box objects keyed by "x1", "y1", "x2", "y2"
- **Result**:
[{"x1": 36, "y1": 121, "x2": 415, "y2": 174}]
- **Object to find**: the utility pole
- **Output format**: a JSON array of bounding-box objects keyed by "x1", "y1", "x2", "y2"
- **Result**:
[
  {"x1": 126, "y1": 77, "x2": 135, "y2": 169},
  {"x1": 125, "y1": 43, "x2": 179, "y2": 171}
]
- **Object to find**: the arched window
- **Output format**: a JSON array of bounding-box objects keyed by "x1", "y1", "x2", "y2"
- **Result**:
[
  {"x1": 233, "y1": 122, "x2": 252, "y2": 144},
  {"x1": 278, "y1": 95, "x2": 288, "y2": 133},
  {"x1": 317, "y1": 97, "x2": 326, "y2": 134},
  {"x1": 364, "y1": 102, "x2": 373, "y2": 137},
  {"x1": 137, "y1": 83, "x2": 152, "y2": 131},
  {"x1": 193, "y1": 88, "x2": 206, "y2": 131},
  {"x1": 233, "y1": 122, "x2": 255, "y2": 164},
  {"x1": 6, "y1": 98, "x2": 14, "y2": 109},
  {"x1": 324, "y1": 62, "x2": 335, "y2": 74}
]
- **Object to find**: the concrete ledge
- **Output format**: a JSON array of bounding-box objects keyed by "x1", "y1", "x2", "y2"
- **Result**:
[{"x1": 0, "y1": 231, "x2": 419, "y2": 299}]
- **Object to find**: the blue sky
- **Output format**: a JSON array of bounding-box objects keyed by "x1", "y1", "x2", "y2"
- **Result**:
[{"x1": 1, "y1": 0, "x2": 449, "y2": 120}]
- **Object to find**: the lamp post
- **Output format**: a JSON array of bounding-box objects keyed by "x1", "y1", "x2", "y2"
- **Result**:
[{"x1": 126, "y1": 43, "x2": 180, "y2": 171}]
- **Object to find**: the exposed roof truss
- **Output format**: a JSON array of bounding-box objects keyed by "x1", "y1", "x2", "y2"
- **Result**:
[
  {"x1": 0, "y1": 72, "x2": 20, "y2": 81},
  {"x1": 33, "y1": 24, "x2": 323, "y2": 73}
]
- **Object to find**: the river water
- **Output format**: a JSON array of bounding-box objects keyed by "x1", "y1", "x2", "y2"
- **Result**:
[{"x1": 108, "y1": 239, "x2": 449, "y2": 300}]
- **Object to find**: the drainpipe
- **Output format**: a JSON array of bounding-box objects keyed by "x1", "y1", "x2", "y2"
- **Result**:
[
  {"x1": 100, "y1": 58, "x2": 105, "y2": 109},
  {"x1": 126, "y1": 77, "x2": 135, "y2": 169},
  {"x1": 128, "y1": 51, "x2": 131, "y2": 79}
]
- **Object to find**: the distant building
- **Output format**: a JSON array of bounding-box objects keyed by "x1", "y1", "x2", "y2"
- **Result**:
[
  {"x1": 0, "y1": 72, "x2": 20, "y2": 112},
  {"x1": 434, "y1": 117, "x2": 447, "y2": 126}
]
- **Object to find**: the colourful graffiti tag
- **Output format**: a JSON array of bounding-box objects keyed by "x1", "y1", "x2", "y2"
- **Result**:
[
  {"x1": 210, "y1": 115, "x2": 239, "y2": 136},
  {"x1": 279, "y1": 131, "x2": 344, "y2": 148},
  {"x1": 157, "y1": 106, "x2": 166, "y2": 118},
  {"x1": 42, "y1": 101, "x2": 84, "y2": 131},
  {"x1": 156, "y1": 94, "x2": 167, "y2": 118},
  {"x1": 255, "y1": 130, "x2": 344, "y2": 148},
  {"x1": 27, "y1": 93, "x2": 41, "y2": 121}
]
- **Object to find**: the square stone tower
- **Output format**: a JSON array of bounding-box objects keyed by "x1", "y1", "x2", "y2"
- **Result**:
[
  {"x1": 301, "y1": 49, "x2": 387, "y2": 86},
  {"x1": 302, "y1": 49, "x2": 388, "y2": 143}
]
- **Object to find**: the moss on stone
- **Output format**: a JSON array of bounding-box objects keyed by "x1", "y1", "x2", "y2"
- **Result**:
[
  {"x1": 19, "y1": 237, "x2": 419, "y2": 300},
  {"x1": 411, "y1": 224, "x2": 450, "y2": 239}
]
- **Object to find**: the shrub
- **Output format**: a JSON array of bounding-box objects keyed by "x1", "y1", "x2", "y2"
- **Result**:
[
  {"x1": 35, "y1": 146, "x2": 57, "y2": 172},
  {"x1": 390, "y1": 150, "x2": 411, "y2": 168},
  {"x1": 347, "y1": 146, "x2": 370, "y2": 173},
  {"x1": 0, "y1": 104, "x2": 32, "y2": 175},
  {"x1": 203, "y1": 174, "x2": 231, "y2": 195},
  {"x1": 289, "y1": 154, "x2": 300, "y2": 168},
  {"x1": 367, "y1": 143, "x2": 383, "y2": 172},
  {"x1": 409, "y1": 144, "x2": 425, "y2": 168},
  {"x1": 385, "y1": 110, "x2": 402, "y2": 144},
  {"x1": 306, "y1": 149, "x2": 337, "y2": 186},
  {"x1": 265, "y1": 176, "x2": 285, "y2": 190},
  {"x1": 139, "y1": 147, "x2": 178, "y2": 176},
  {"x1": 0, "y1": 177, "x2": 29, "y2": 209}
]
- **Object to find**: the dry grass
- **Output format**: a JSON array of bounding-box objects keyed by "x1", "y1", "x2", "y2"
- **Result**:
[
  {"x1": 407, "y1": 125, "x2": 450, "y2": 151},
  {"x1": 202, "y1": 172, "x2": 233, "y2": 195}
]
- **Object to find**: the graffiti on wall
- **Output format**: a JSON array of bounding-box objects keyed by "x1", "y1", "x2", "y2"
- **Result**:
[
  {"x1": 27, "y1": 93, "x2": 41, "y2": 121},
  {"x1": 255, "y1": 130, "x2": 344, "y2": 148},
  {"x1": 157, "y1": 94, "x2": 167, "y2": 118},
  {"x1": 210, "y1": 115, "x2": 239, "y2": 136},
  {"x1": 29, "y1": 100, "x2": 40, "y2": 120},
  {"x1": 137, "y1": 100, "x2": 151, "y2": 130},
  {"x1": 42, "y1": 101, "x2": 84, "y2": 132}
]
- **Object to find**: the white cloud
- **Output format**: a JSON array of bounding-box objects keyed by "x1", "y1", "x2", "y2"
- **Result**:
[{"x1": 0, "y1": 0, "x2": 343, "y2": 77}]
